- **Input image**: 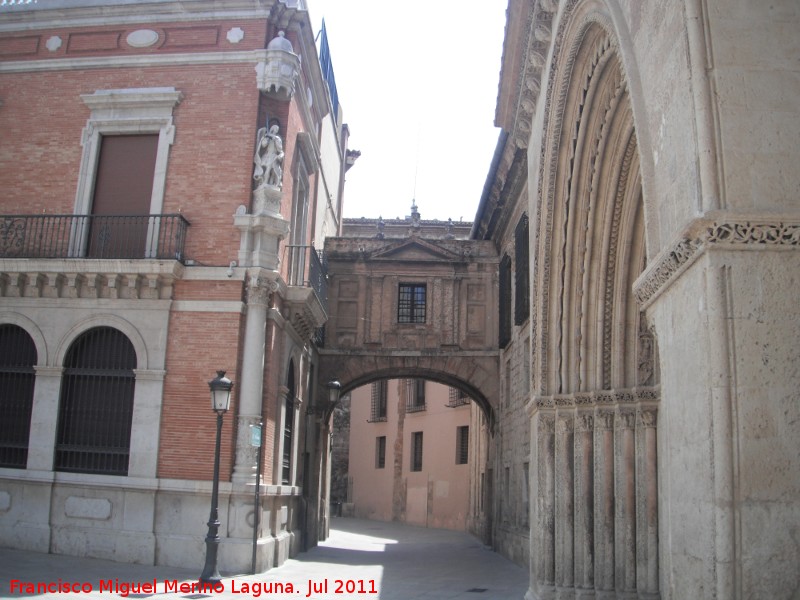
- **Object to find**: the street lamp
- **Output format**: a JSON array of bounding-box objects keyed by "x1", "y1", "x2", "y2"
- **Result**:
[
  {"x1": 199, "y1": 370, "x2": 233, "y2": 585},
  {"x1": 326, "y1": 380, "x2": 342, "y2": 406},
  {"x1": 308, "y1": 380, "x2": 342, "y2": 416}
]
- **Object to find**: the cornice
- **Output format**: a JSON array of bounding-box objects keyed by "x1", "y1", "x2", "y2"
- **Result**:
[
  {"x1": 0, "y1": 1, "x2": 278, "y2": 32},
  {"x1": 0, "y1": 48, "x2": 268, "y2": 73},
  {"x1": 634, "y1": 214, "x2": 800, "y2": 309}
]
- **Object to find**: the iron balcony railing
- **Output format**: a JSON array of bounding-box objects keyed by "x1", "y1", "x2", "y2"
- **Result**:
[
  {"x1": 285, "y1": 244, "x2": 328, "y2": 312},
  {"x1": 285, "y1": 244, "x2": 327, "y2": 346},
  {"x1": 0, "y1": 214, "x2": 189, "y2": 261}
]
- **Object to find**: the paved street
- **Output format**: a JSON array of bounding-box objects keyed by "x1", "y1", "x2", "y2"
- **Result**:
[{"x1": 0, "y1": 518, "x2": 528, "y2": 599}]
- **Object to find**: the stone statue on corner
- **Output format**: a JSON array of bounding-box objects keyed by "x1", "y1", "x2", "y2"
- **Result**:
[{"x1": 253, "y1": 124, "x2": 284, "y2": 189}]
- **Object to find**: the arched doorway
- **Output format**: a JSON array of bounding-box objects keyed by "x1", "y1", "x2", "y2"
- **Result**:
[{"x1": 527, "y1": 12, "x2": 660, "y2": 599}]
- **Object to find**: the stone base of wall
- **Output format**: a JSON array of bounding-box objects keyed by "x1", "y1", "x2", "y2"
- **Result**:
[
  {"x1": 492, "y1": 524, "x2": 529, "y2": 568},
  {"x1": 0, "y1": 470, "x2": 304, "y2": 573}
]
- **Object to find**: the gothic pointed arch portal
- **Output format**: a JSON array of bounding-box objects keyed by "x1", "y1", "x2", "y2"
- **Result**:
[{"x1": 528, "y1": 12, "x2": 660, "y2": 599}]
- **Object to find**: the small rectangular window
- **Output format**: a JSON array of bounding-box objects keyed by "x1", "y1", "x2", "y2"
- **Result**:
[
  {"x1": 411, "y1": 431, "x2": 423, "y2": 472},
  {"x1": 456, "y1": 425, "x2": 469, "y2": 465},
  {"x1": 398, "y1": 283, "x2": 427, "y2": 324},
  {"x1": 370, "y1": 380, "x2": 388, "y2": 422},
  {"x1": 514, "y1": 215, "x2": 530, "y2": 325},
  {"x1": 375, "y1": 436, "x2": 386, "y2": 469},
  {"x1": 499, "y1": 254, "x2": 512, "y2": 347},
  {"x1": 406, "y1": 379, "x2": 426, "y2": 412}
]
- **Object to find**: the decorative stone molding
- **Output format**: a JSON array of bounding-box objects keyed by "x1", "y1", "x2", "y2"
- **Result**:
[
  {"x1": 707, "y1": 221, "x2": 800, "y2": 245},
  {"x1": 0, "y1": 261, "x2": 180, "y2": 300},
  {"x1": 633, "y1": 237, "x2": 700, "y2": 308},
  {"x1": 256, "y1": 31, "x2": 300, "y2": 99},
  {"x1": 76, "y1": 88, "x2": 182, "y2": 224},
  {"x1": 126, "y1": 29, "x2": 159, "y2": 48},
  {"x1": 284, "y1": 286, "x2": 327, "y2": 342},
  {"x1": 226, "y1": 27, "x2": 245, "y2": 44},
  {"x1": 45, "y1": 36, "x2": 62, "y2": 52},
  {"x1": 533, "y1": 386, "x2": 659, "y2": 410},
  {"x1": 634, "y1": 217, "x2": 800, "y2": 309}
]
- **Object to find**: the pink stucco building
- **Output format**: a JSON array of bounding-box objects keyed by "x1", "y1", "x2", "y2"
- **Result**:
[{"x1": 346, "y1": 379, "x2": 472, "y2": 530}]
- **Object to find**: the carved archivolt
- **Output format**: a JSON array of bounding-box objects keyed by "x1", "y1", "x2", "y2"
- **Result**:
[{"x1": 530, "y1": 8, "x2": 649, "y2": 397}]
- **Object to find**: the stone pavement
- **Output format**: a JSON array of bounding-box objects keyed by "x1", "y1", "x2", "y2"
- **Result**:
[{"x1": 0, "y1": 518, "x2": 528, "y2": 600}]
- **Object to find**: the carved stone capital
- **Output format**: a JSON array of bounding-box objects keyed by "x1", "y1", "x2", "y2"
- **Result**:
[
  {"x1": 595, "y1": 410, "x2": 615, "y2": 430},
  {"x1": 246, "y1": 276, "x2": 278, "y2": 306},
  {"x1": 576, "y1": 412, "x2": 594, "y2": 432},
  {"x1": 638, "y1": 409, "x2": 657, "y2": 428},
  {"x1": 556, "y1": 416, "x2": 575, "y2": 435},
  {"x1": 617, "y1": 410, "x2": 636, "y2": 430}
]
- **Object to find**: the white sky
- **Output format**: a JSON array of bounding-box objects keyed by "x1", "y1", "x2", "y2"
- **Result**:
[{"x1": 308, "y1": 1, "x2": 508, "y2": 223}]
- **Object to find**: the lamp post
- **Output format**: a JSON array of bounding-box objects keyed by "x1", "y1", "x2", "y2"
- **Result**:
[
  {"x1": 308, "y1": 380, "x2": 341, "y2": 417},
  {"x1": 326, "y1": 380, "x2": 342, "y2": 411},
  {"x1": 199, "y1": 370, "x2": 233, "y2": 585}
]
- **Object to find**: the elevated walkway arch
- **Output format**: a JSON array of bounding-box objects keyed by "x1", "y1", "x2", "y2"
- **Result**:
[{"x1": 318, "y1": 234, "x2": 500, "y2": 428}]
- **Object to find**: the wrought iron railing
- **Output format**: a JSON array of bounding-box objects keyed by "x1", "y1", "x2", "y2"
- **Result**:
[
  {"x1": 285, "y1": 244, "x2": 328, "y2": 346},
  {"x1": 0, "y1": 214, "x2": 190, "y2": 261},
  {"x1": 448, "y1": 386, "x2": 471, "y2": 408},
  {"x1": 285, "y1": 244, "x2": 328, "y2": 312}
]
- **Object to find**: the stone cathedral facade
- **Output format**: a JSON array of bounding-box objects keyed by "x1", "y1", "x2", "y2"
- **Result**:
[{"x1": 474, "y1": 0, "x2": 800, "y2": 598}]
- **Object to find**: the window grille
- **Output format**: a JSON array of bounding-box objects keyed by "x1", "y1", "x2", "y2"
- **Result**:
[
  {"x1": 370, "y1": 380, "x2": 388, "y2": 422},
  {"x1": 0, "y1": 325, "x2": 37, "y2": 468},
  {"x1": 456, "y1": 425, "x2": 469, "y2": 465},
  {"x1": 398, "y1": 283, "x2": 426, "y2": 323},
  {"x1": 499, "y1": 254, "x2": 512, "y2": 347},
  {"x1": 55, "y1": 327, "x2": 136, "y2": 475},
  {"x1": 411, "y1": 431, "x2": 423, "y2": 472},
  {"x1": 282, "y1": 362, "x2": 296, "y2": 485},
  {"x1": 406, "y1": 379, "x2": 426, "y2": 412},
  {"x1": 375, "y1": 436, "x2": 386, "y2": 469},
  {"x1": 447, "y1": 387, "x2": 470, "y2": 408},
  {"x1": 514, "y1": 214, "x2": 530, "y2": 325}
]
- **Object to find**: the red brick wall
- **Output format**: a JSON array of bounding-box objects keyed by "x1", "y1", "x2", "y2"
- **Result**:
[{"x1": 159, "y1": 309, "x2": 245, "y2": 481}]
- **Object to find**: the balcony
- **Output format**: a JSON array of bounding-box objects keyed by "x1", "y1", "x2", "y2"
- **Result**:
[
  {"x1": 284, "y1": 245, "x2": 328, "y2": 343},
  {"x1": 0, "y1": 214, "x2": 189, "y2": 261}
]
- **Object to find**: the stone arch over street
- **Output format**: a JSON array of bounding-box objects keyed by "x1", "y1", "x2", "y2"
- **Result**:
[
  {"x1": 318, "y1": 233, "x2": 501, "y2": 432},
  {"x1": 318, "y1": 353, "x2": 498, "y2": 429}
]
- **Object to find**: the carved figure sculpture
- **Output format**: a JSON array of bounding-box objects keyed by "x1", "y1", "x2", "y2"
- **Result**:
[{"x1": 253, "y1": 124, "x2": 284, "y2": 188}]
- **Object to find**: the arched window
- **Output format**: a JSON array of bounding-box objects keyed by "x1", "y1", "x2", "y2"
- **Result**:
[
  {"x1": 55, "y1": 327, "x2": 136, "y2": 475},
  {"x1": 0, "y1": 325, "x2": 37, "y2": 468}
]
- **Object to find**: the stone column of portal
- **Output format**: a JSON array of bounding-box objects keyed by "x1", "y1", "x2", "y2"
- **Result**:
[
  {"x1": 615, "y1": 410, "x2": 637, "y2": 592},
  {"x1": 555, "y1": 415, "x2": 574, "y2": 589},
  {"x1": 232, "y1": 277, "x2": 275, "y2": 485}
]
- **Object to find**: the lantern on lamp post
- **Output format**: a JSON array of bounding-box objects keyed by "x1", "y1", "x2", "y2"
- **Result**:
[{"x1": 199, "y1": 370, "x2": 233, "y2": 585}]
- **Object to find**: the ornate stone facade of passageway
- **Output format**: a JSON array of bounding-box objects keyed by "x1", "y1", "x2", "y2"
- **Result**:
[{"x1": 319, "y1": 229, "x2": 500, "y2": 427}]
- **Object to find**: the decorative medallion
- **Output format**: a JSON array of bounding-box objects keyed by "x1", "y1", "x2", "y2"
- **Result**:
[{"x1": 126, "y1": 29, "x2": 159, "y2": 48}]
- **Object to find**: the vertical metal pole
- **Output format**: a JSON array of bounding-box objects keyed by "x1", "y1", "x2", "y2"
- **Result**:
[
  {"x1": 251, "y1": 422, "x2": 263, "y2": 574},
  {"x1": 200, "y1": 411, "x2": 224, "y2": 584}
]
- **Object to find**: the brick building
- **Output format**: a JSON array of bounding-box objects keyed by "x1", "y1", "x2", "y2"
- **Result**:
[{"x1": 0, "y1": 0, "x2": 354, "y2": 573}]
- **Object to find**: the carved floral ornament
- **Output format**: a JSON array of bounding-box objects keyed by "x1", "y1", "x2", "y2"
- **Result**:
[{"x1": 634, "y1": 219, "x2": 800, "y2": 309}]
